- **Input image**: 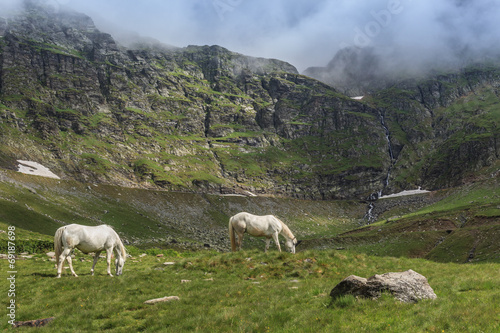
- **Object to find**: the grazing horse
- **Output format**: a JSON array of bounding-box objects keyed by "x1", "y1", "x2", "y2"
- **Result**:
[
  {"x1": 229, "y1": 212, "x2": 300, "y2": 253},
  {"x1": 54, "y1": 224, "x2": 127, "y2": 278}
]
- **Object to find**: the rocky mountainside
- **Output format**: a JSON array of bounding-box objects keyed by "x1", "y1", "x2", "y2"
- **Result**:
[{"x1": 0, "y1": 1, "x2": 498, "y2": 201}]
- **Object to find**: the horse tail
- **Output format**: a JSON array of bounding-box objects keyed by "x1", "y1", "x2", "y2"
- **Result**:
[
  {"x1": 54, "y1": 226, "x2": 65, "y2": 267},
  {"x1": 229, "y1": 216, "x2": 237, "y2": 252}
]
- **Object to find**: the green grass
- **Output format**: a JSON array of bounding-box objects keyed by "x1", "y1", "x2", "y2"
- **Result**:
[
  {"x1": 402, "y1": 180, "x2": 500, "y2": 218},
  {"x1": 0, "y1": 171, "x2": 499, "y2": 331},
  {"x1": 1, "y1": 240, "x2": 498, "y2": 332},
  {"x1": 0, "y1": 170, "x2": 366, "y2": 252},
  {"x1": 333, "y1": 175, "x2": 500, "y2": 263}
]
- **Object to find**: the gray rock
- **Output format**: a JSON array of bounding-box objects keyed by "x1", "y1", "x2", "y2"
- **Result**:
[
  {"x1": 13, "y1": 317, "x2": 55, "y2": 328},
  {"x1": 144, "y1": 296, "x2": 180, "y2": 304},
  {"x1": 330, "y1": 269, "x2": 437, "y2": 303}
]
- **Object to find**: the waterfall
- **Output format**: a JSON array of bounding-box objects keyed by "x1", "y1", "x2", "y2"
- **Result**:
[
  {"x1": 363, "y1": 202, "x2": 375, "y2": 223},
  {"x1": 380, "y1": 114, "x2": 395, "y2": 162},
  {"x1": 378, "y1": 111, "x2": 396, "y2": 196},
  {"x1": 364, "y1": 111, "x2": 396, "y2": 224}
]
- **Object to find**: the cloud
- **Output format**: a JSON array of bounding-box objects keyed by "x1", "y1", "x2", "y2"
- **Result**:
[{"x1": 2, "y1": 0, "x2": 499, "y2": 72}]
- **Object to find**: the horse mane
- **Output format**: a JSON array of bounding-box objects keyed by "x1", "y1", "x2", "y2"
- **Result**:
[
  {"x1": 276, "y1": 218, "x2": 295, "y2": 240},
  {"x1": 111, "y1": 229, "x2": 127, "y2": 260},
  {"x1": 116, "y1": 237, "x2": 127, "y2": 260},
  {"x1": 104, "y1": 224, "x2": 127, "y2": 260}
]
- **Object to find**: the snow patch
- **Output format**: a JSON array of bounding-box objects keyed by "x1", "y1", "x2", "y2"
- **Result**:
[
  {"x1": 351, "y1": 96, "x2": 364, "y2": 100},
  {"x1": 379, "y1": 188, "x2": 430, "y2": 199},
  {"x1": 17, "y1": 160, "x2": 60, "y2": 179},
  {"x1": 220, "y1": 191, "x2": 257, "y2": 197}
]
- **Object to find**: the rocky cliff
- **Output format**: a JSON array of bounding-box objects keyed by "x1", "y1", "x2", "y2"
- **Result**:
[{"x1": 0, "y1": 1, "x2": 498, "y2": 201}]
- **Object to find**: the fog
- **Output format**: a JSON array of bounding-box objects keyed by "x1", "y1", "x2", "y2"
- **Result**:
[{"x1": 2, "y1": 0, "x2": 500, "y2": 72}]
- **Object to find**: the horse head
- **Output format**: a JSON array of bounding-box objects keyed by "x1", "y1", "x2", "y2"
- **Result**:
[
  {"x1": 285, "y1": 238, "x2": 297, "y2": 254},
  {"x1": 115, "y1": 257, "x2": 125, "y2": 276},
  {"x1": 285, "y1": 238, "x2": 303, "y2": 254}
]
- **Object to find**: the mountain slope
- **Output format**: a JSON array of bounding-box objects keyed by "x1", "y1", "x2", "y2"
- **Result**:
[
  {"x1": 0, "y1": 2, "x2": 390, "y2": 200},
  {"x1": 0, "y1": 1, "x2": 498, "y2": 202},
  {"x1": 369, "y1": 67, "x2": 500, "y2": 193}
]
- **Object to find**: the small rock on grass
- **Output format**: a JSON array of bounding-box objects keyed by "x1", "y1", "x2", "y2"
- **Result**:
[
  {"x1": 13, "y1": 317, "x2": 55, "y2": 328},
  {"x1": 144, "y1": 296, "x2": 180, "y2": 304}
]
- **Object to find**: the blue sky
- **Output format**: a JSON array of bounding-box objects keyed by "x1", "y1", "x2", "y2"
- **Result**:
[{"x1": 2, "y1": 0, "x2": 500, "y2": 72}]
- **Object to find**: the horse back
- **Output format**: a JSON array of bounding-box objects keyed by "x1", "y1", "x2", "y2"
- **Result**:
[
  {"x1": 62, "y1": 224, "x2": 118, "y2": 253},
  {"x1": 233, "y1": 212, "x2": 282, "y2": 237}
]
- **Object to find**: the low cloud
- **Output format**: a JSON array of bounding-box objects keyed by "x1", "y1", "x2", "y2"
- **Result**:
[{"x1": 2, "y1": 0, "x2": 499, "y2": 73}]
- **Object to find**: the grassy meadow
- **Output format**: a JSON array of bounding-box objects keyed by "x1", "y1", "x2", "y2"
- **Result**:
[
  {"x1": 1, "y1": 172, "x2": 499, "y2": 332},
  {"x1": 1, "y1": 234, "x2": 499, "y2": 332}
]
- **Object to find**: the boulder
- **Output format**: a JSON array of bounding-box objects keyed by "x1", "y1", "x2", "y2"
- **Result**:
[{"x1": 330, "y1": 269, "x2": 437, "y2": 303}]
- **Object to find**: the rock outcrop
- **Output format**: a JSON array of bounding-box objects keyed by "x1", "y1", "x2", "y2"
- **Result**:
[{"x1": 330, "y1": 269, "x2": 437, "y2": 303}]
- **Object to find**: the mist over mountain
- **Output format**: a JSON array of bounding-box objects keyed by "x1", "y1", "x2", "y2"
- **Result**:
[
  {"x1": 302, "y1": 0, "x2": 500, "y2": 94},
  {"x1": 2, "y1": 0, "x2": 499, "y2": 75},
  {"x1": 303, "y1": 44, "x2": 500, "y2": 96}
]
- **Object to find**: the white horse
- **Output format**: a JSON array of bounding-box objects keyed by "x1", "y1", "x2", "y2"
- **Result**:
[
  {"x1": 54, "y1": 224, "x2": 127, "y2": 278},
  {"x1": 229, "y1": 212, "x2": 300, "y2": 253}
]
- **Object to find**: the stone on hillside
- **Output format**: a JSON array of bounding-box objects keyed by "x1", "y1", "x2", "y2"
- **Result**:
[
  {"x1": 13, "y1": 317, "x2": 55, "y2": 328},
  {"x1": 330, "y1": 269, "x2": 437, "y2": 303},
  {"x1": 144, "y1": 296, "x2": 180, "y2": 304}
]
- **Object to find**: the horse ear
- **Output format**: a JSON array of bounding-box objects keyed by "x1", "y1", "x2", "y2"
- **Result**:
[{"x1": 296, "y1": 240, "x2": 303, "y2": 247}]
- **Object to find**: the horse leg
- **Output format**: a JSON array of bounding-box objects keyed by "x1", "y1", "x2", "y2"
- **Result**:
[
  {"x1": 272, "y1": 232, "x2": 281, "y2": 252},
  {"x1": 66, "y1": 250, "x2": 78, "y2": 277},
  {"x1": 56, "y1": 247, "x2": 72, "y2": 278},
  {"x1": 236, "y1": 232, "x2": 244, "y2": 251},
  {"x1": 265, "y1": 238, "x2": 271, "y2": 252},
  {"x1": 91, "y1": 251, "x2": 101, "y2": 276},
  {"x1": 105, "y1": 248, "x2": 114, "y2": 277}
]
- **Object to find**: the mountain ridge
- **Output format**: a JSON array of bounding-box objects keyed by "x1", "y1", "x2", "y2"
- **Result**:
[{"x1": 0, "y1": 1, "x2": 498, "y2": 201}]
